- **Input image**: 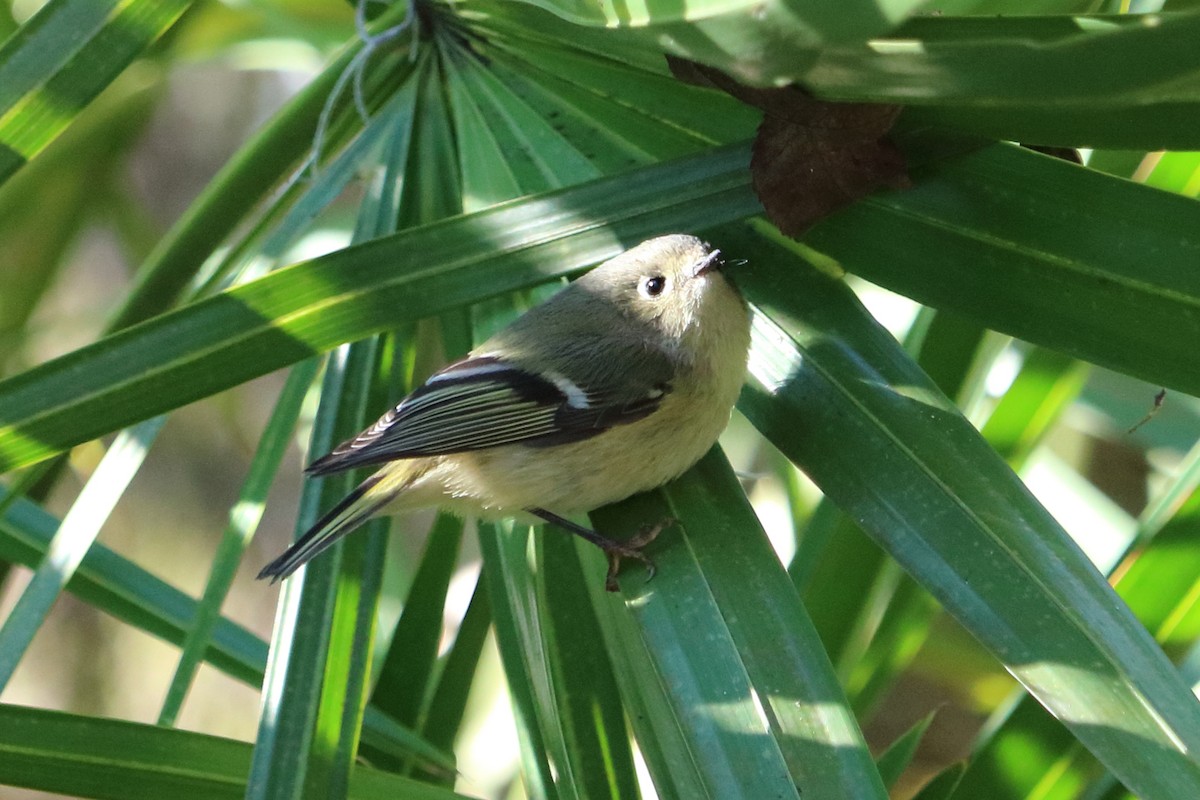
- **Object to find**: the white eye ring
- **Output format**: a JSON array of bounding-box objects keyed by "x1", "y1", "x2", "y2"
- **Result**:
[{"x1": 639, "y1": 275, "x2": 667, "y2": 298}]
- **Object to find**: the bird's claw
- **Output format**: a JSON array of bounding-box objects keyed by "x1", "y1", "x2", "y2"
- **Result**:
[{"x1": 602, "y1": 517, "x2": 675, "y2": 592}]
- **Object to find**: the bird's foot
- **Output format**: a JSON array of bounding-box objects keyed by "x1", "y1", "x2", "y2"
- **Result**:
[
  {"x1": 526, "y1": 508, "x2": 677, "y2": 592},
  {"x1": 600, "y1": 517, "x2": 675, "y2": 592}
]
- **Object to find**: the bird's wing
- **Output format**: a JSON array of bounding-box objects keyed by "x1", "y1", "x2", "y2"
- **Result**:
[{"x1": 306, "y1": 353, "x2": 673, "y2": 475}]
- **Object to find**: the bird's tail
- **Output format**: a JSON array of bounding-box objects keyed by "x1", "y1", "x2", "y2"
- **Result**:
[{"x1": 257, "y1": 465, "x2": 420, "y2": 582}]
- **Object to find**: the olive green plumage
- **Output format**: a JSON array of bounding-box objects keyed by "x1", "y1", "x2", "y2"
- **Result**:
[{"x1": 259, "y1": 234, "x2": 751, "y2": 587}]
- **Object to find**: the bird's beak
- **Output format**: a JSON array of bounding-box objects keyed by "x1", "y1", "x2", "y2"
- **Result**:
[{"x1": 689, "y1": 248, "x2": 724, "y2": 278}]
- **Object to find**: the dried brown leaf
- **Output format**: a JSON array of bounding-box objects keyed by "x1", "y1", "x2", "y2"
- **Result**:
[{"x1": 669, "y1": 56, "x2": 910, "y2": 237}]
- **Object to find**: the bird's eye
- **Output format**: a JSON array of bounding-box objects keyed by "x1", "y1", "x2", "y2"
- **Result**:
[{"x1": 640, "y1": 275, "x2": 667, "y2": 298}]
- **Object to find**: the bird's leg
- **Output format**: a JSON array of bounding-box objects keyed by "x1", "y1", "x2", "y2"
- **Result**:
[{"x1": 528, "y1": 508, "x2": 674, "y2": 592}]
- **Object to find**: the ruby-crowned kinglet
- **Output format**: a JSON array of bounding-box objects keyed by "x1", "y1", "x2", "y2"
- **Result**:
[{"x1": 258, "y1": 234, "x2": 751, "y2": 590}]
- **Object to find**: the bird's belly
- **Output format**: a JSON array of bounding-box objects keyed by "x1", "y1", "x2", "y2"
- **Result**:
[{"x1": 432, "y1": 391, "x2": 730, "y2": 514}]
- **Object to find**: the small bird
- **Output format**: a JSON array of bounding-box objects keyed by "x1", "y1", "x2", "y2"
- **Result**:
[{"x1": 258, "y1": 234, "x2": 752, "y2": 591}]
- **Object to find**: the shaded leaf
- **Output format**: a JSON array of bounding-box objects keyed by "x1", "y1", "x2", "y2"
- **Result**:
[
  {"x1": 246, "y1": 344, "x2": 379, "y2": 800},
  {"x1": 876, "y1": 711, "x2": 938, "y2": 789},
  {"x1": 538, "y1": 532, "x2": 640, "y2": 800},
  {"x1": 368, "y1": 514, "x2": 465, "y2": 749},
  {"x1": 0, "y1": 489, "x2": 267, "y2": 683},
  {"x1": 0, "y1": 143, "x2": 761, "y2": 473},
  {"x1": 803, "y1": 135, "x2": 1200, "y2": 398},
  {"x1": 0, "y1": 0, "x2": 191, "y2": 186},
  {"x1": 725, "y1": 222, "x2": 1200, "y2": 800},
  {"x1": 0, "y1": 417, "x2": 165, "y2": 690},
  {"x1": 0, "y1": 703, "x2": 472, "y2": 800},
  {"x1": 915, "y1": 762, "x2": 967, "y2": 800},
  {"x1": 158, "y1": 359, "x2": 318, "y2": 725},
  {"x1": 588, "y1": 449, "x2": 888, "y2": 799}
]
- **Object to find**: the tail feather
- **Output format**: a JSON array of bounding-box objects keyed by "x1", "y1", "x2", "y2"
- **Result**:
[{"x1": 257, "y1": 472, "x2": 392, "y2": 582}]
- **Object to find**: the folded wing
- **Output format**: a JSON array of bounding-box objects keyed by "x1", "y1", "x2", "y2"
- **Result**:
[{"x1": 307, "y1": 354, "x2": 672, "y2": 475}]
